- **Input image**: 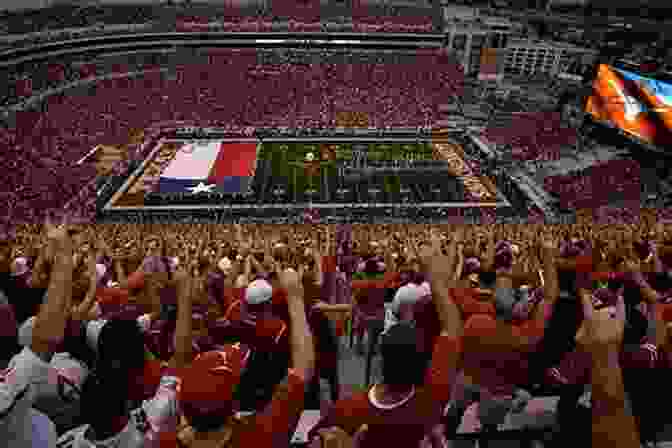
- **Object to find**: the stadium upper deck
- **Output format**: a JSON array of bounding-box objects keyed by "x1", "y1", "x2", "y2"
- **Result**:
[{"x1": 0, "y1": 1, "x2": 441, "y2": 47}]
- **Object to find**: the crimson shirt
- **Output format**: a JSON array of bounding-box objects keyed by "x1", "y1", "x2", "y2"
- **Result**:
[
  {"x1": 180, "y1": 369, "x2": 308, "y2": 448},
  {"x1": 307, "y1": 335, "x2": 460, "y2": 447}
]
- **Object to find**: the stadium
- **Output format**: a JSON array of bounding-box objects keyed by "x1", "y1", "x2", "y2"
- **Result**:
[
  {"x1": 0, "y1": 0, "x2": 550, "y2": 226},
  {"x1": 3, "y1": 3, "x2": 672, "y2": 448},
  {"x1": 1, "y1": 0, "x2": 671, "y2": 227}
]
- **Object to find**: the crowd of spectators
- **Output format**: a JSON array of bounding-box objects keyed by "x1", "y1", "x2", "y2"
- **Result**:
[
  {"x1": 175, "y1": 11, "x2": 434, "y2": 34},
  {"x1": 0, "y1": 1, "x2": 438, "y2": 51},
  {"x1": 543, "y1": 158, "x2": 642, "y2": 211},
  {"x1": 3, "y1": 220, "x2": 672, "y2": 447},
  {"x1": 481, "y1": 111, "x2": 578, "y2": 163},
  {"x1": 0, "y1": 47, "x2": 464, "y2": 228}
]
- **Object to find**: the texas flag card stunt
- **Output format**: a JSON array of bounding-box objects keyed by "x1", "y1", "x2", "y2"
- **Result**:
[{"x1": 157, "y1": 141, "x2": 258, "y2": 195}]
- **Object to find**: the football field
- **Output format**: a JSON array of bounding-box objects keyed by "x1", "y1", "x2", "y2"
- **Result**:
[{"x1": 101, "y1": 136, "x2": 508, "y2": 221}]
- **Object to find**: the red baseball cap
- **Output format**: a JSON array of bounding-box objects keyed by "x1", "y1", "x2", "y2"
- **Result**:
[{"x1": 179, "y1": 344, "x2": 251, "y2": 421}]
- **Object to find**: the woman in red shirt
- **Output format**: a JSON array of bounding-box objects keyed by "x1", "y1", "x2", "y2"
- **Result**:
[{"x1": 308, "y1": 233, "x2": 463, "y2": 448}]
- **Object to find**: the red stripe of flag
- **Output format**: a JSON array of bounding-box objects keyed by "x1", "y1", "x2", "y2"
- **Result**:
[{"x1": 207, "y1": 142, "x2": 257, "y2": 182}]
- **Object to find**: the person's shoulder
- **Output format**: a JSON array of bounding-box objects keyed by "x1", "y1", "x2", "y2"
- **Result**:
[
  {"x1": 254, "y1": 317, "x2": 289, "y2": 346},
  {"x1": 56, "y1": 424, "x2": 89, "y2": 448},
  {"x1": 2, "y1": 346, "x2": 51, "y2": 381}
]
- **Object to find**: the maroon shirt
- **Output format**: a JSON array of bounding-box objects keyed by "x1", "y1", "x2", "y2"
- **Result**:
[{"x1": 307, "y1": 335, "x2": 460, "y2": 447}]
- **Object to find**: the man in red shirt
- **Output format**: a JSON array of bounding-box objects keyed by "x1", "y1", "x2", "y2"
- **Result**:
[
  {"x1": 307, "y1": 232, "x2": 463, "y2": 448},
  {"x1": 177, "y1": 268, "x2": 316, "y2": 447}
]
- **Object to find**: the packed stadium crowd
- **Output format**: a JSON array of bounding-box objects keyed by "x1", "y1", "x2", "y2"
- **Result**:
[
  {"x1": 0, "y1": 1, "x2": 437, "y2": 50},
  {"x1": 2, "y1": 219, "x2": 672, "y2": 447},
  {"x1": 543, "y1": 158, "x2": 642, "y2": 211},
  {"x1": 481, "y1": 112, "x2": 578, "y2": 163},
  {"x1": 0, "y1": 2, "x2": 666, "y2": 228},
  {"x1": 0, "y1": 47, "x2": 464, "y2": 228}
]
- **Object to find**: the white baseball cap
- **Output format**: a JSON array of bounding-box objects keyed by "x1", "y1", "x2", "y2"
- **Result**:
[
  {"x1": 218, "y1": 257, "x2": 233, "y2": 274},
  {"x1": 245, "y1": 279, "x2": 273, "y2": 305},
  {"x1": 392, "y1": 283, "x2": 425, "y2": 308}
]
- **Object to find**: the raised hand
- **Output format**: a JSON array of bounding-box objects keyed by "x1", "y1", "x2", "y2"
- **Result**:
[
  {"x1": 279, "y1": 266, "x2": 303, "y2": 300},
  {"x1": 174, "y1": 264, "x2": 194, "y2": 302},
  {"x1": 44, "y1": 213, "x2": 75, "y2": 257},
  {"x1": 575, "y1": 290, "x2": 626, "y2": 353},
  {"x1": 87, "y1": 248, "x2": 98, "y2": 280}
]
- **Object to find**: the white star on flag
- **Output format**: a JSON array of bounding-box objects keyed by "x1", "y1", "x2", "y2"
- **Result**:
[{"x1": 187, "y1": 182, "x2": 216, "y2": 194}]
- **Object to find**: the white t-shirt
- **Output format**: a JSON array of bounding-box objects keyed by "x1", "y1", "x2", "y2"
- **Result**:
[
  {"x1": 0, "y1": 347, "x2": 53, "y2": 447},
  {"x1": 56, "y1": 375, "x2": 181, "y2": 448},
  {"x1": 16, "y1": 317, "x2": 92, "y2": 432},
  {"x1": 383, "y1": 283, "x2": 426, "y2": 334},
  {"x1": 33, "y1": 352, "x2": 90, "y2": 433}
]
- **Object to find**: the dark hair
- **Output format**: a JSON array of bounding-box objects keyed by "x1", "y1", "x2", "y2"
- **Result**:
[
  {"x1": 398, "y1": 270, "x2": 415, "y2": 287},
  {"x1": 0, "y1": 336, "x2": 20, "y2": 369},
  {"x1": 80, "y1": 318, "x2": 147, "y2": 433},
  {"x1": 624, "y1": 306, "x2": 648, "y2": 345},
  {"x1": 622, "y1": 284, "x2": 644, "y2": 307},
  {"x1": 185, "y1": 409, "x2": 232, "y2": 433},
  {"x1": 648, "y1": 272, "x2": 672, "y2": 292},
  {"x1": 97, "y1": 318, "x2": 146, "y2": 373},
  {"x1": 632, "y1": 241, "x2": 650, "y2": 261},
  {"x1": 557, "y1": 270, "x2": 577, "y2": 295},
  {"x1": 380, "y1": 322, "x2": 427, "y2": 387},
  {"x1": 364, "y1": 259, "x2": 380, "y2": 275},
  {"x1": 527, "y1": 297, "x2": 582, "y2": 385},
  {"x1": 80, "y1": 367, "x2": 129, "y2": 435}
]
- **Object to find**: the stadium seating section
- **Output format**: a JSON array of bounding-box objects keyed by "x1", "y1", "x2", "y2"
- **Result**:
[{"x1": 0, "y1": 47, "x2": 463, "y2": 226}]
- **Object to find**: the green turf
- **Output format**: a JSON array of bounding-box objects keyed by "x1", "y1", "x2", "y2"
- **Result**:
[{"x1": 256, "y1": 142, "x2": 433, "y2": 194}]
